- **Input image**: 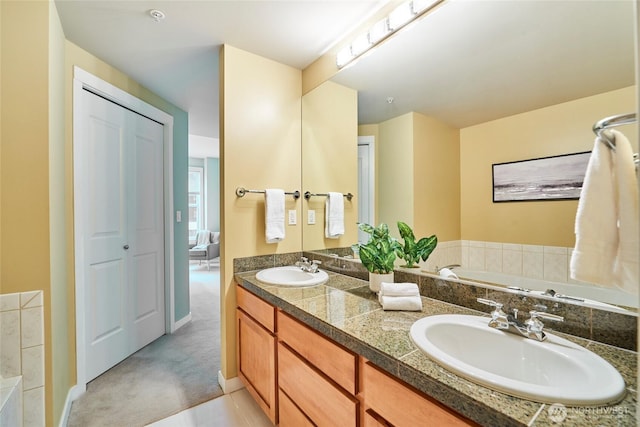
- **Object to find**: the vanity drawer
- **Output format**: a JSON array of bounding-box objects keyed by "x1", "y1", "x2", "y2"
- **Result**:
[
  {"x1": 237, "y1": 284, "x2": 275, "y2": 333},
  {"x1": 278, "y1": 389, "x2": 314, "y2": 427},
  {"x1": 363, "y1": 361, "x2": 476, "y2": 426},
  {"x1": 277, "y1": 310, "x2": 357, "y2": 394},
  {"x1": 278, "y1": 342, "x2": 357, "y2": 426}
]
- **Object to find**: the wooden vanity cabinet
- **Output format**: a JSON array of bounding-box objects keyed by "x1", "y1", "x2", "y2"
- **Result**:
[
  {"x1": 236, "y1": 285, "x2": 277, "y2": 424},
  {"x1": 236, "y1": 284, "x2": 477, "y2": 427},
  {"x1": 362, "y1": 361, "x2": 477, "y2": 426},
  {"x1": 277, "y1": 311, "x2": 358, "y2": 426}
]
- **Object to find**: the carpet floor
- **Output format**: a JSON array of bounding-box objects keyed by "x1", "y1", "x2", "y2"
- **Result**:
[{"x1": 67, "y1": 261, "x2": 223, "y2": 427}]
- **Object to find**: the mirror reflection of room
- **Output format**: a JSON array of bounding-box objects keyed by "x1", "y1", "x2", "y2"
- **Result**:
[{"x1": 302, "y1": 0, "x2": 638, "y2": 312}]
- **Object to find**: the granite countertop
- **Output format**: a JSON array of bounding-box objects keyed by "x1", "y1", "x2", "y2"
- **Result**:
[{"x1": 235, "y1": 269, "x2": 637, "y2": 427}]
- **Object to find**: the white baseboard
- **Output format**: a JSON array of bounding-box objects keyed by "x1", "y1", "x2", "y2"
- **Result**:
[
  {"x1": 58, "y1": 384, "x2": 85, "y2": 427},
  {"x1": 217, "y1": 370, "x2": 244, "y2": 394},
  {"x1": 172, "y1": 312, "x2": 192, "y2": 332}
]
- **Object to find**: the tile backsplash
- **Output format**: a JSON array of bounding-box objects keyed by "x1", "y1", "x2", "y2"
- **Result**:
[
  {"x1": 423, "y1": 240, "x2": 578, "y2": 284},
  {"x1": 0, "y1": 291, "x2": 45, "y2": 427}
]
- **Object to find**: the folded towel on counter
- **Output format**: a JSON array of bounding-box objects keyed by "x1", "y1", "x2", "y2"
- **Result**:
[
  {"x1": 325, "y1": 192, "x2": 344, "y2": 239},
  {"x1": 378, "y1": 282, "x2": 422, "y2": 311},
  {"x1": 379, "y1": 295, "x2": 423, "y2": 311},
  {"x1": 379, "y1": 282, "x2": 420, "y2": 297},
  {"x1": 265, "y1": 189, "x2": 285, "y2": 244}
]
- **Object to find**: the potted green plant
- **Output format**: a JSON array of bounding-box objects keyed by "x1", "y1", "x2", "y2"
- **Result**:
[
  {"x1": 358, "y1": 223, "x2": 401, "y2": 292},
  {"x1": 396, "y1": 221, "x2": 437, "y2": 268}
]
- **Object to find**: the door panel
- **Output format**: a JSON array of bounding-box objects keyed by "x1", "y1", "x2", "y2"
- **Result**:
[
  {"x1": 130, "y1": 115, "x2": 165, "y2": 348},
  {"x1": 80, "y1": 89, "x2": 165, "y2": 381}
]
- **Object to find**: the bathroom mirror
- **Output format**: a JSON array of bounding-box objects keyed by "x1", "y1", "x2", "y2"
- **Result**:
[{"x1": 303, "y1": 0, "x2": 638, "y2": 312}]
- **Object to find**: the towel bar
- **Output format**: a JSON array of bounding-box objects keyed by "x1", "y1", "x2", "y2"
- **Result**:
[
  {"x1": 235, "y1": 187, "x2": 300, "y2": 199},
  {"x1": 304, "y1": 191, "x2": 354, "y2": 201}
]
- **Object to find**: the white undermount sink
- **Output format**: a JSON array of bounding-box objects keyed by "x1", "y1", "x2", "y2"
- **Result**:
[
  {"x1": 409, "y1": 314, "x2": 626, "y2": 405},
  {"x1": 255, "y1": 266, "x2": 329, "y2": 287}
]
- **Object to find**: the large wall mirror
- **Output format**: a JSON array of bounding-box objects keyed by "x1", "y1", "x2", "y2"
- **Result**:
[{"x1": 302, "y1": 0, "x2": 638, "y2": 312}]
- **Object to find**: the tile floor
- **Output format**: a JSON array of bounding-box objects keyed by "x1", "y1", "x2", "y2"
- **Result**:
[{"x1": 147, "y1": 388, "x2": 273, "y2": 427}]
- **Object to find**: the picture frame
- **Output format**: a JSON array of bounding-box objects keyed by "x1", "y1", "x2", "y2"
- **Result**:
[{"x1": 492, "y1": 151, "x2": 591, "y2": 202}]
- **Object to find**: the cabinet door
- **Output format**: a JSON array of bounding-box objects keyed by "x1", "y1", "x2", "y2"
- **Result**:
[{"x1": 237, "y1": 309, "x2": 277, "y2": 424}]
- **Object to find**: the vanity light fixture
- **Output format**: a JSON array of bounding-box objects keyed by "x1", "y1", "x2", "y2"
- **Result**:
[{"x1": 336, "y1": 0, "x2": 444, "y2": 69}]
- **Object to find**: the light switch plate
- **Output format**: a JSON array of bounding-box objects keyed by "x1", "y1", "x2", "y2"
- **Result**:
[
  {"x1": 308, "y1": 209, "x2": 316, "y2": 224},
  {"x1": 288, "y1": 210, "x2": 297, "y2": 225},
  {"x1": 176, "y1": 210, "x2": 182, "y2": 222}
]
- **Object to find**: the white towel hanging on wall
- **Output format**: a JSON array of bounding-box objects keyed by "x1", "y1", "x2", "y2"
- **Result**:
[
  {"x1": 265, "y1": 189, "x2": 285, "y2": 244},
  {"x1": 325, "y1": 192, "x2": 344, "y2": 239}
]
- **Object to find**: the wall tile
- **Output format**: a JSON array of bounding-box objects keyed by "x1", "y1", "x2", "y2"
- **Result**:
[
  {"x1": 21, "y1": 307, "x2": 43, "y2": 348},
  {"x1": 0, "y1": 311, "x2": 21, "y2": 378},
  {"x1": 468, "y1": 243, "x2": 485, "y2": 270},
  {"x1": 23, "y1": 386, "x2": 44, "y2": 427},
  {"x1": 543, "y1": 246, "x2": 568, "y2": 283},
  {"x1": 0, "y1": 294, "x2": 20, "y2": 312},
  {"x1": 502, "y1": 248, "x2": 523, "y2": 276},
  {"x1": 21, "y1": 345, "x2": 44, "y2": 390},
  {"x1": 485, "y1": 244, "x2": 502, "y2": 272},
  {"x1": 20, "y1": 291, "x2": 42, "y2": 309},
  {"x1": 522, "y1": 249, "x2": 543, "y2": 279}
]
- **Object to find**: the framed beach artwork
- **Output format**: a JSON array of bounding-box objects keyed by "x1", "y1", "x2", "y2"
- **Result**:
[{"x1": 492, "y1": 151, "x2": 591, "y2": 202}]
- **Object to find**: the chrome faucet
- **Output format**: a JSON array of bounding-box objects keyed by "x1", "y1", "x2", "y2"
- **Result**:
[
  {"x1": 477, "y1": 298, "x2": 564, "y2": 341},
  {"x1": 296, "y1": 257, "x2": 322, "y2": 273}
]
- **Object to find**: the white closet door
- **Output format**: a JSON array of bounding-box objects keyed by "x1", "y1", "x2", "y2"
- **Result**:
[
  {"x1": 79, "y1": 89, "x2": 165, "y2": 381},
  {"x1": 358, "y1": 138, "x2": 374, "y2": 244},
  {"x1": 129, "y1": 112, "x2": 165, "y2": 350}
]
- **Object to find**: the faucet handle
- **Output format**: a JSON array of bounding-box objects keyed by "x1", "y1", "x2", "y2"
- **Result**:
[
  {"x1": 477, "y1": 298, "x2": 508, "y2": 329},
  {"x1": 477, "y1": 298, "x2": 503, "y2": 310},
  {"x1": 528, "y1": 311, "x2": 564, "y2": 323},
  {"x1": 525, "y1": 311, "x2": 564, "y2": 341}
]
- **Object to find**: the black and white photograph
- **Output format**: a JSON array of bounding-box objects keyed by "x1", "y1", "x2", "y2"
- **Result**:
[{"x1": 493, "y1": 151, "x2": 591, "y2": 202}]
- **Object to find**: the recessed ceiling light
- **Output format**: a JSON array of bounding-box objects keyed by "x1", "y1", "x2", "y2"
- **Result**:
[{"x1": 149, "y1": 9, "x2": 166, "y2": 23}]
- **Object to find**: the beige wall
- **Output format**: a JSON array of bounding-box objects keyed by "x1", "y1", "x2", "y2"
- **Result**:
[
  {"x1": 1, "y1": 2, "x2": 54, "y2": 425},
  {"x1": 220, "y1": 45, "x2": 302, "y2": 379},
  {"x1": 378, "y1": 112, "x2": 414, "y2": 232},
  {"x1": 460, "y1": 86, "x2": 637, "y2": 247},
  {"x1": 412, "y1": 112, "x2": 460, "y2": 241},
  {"x1": 302, "y1": 81, "x2": 358, "y2": 250}
]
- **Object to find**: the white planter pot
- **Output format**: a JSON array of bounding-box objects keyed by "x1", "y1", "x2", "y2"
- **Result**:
[{"x1": 369, "y1": 272, "x2": 394, "y2": 293}]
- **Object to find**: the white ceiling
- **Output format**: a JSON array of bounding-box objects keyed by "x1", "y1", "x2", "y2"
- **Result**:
[
  {"x1": 55, "y1": 0, "x2": 636, "y2": 139},
  {"x1": 55, "y1": 0, "x2": 389, "y2": 138}
]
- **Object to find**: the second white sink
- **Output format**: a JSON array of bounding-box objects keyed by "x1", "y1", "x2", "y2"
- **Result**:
[
  {"x1": 410, "y1": 314, "x2": 626, "y2": 405},
  {"x1": 256, "y1": 266, "x2": 328, "y2": 287}
]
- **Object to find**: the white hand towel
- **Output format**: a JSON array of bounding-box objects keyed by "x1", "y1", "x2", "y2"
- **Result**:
[
  {"x1": 380, "y1": 295, "x2": 423, "y2": 311},
  {"x1": 265, "y1": 189, "x2": 285, "y2": 244},
  {"x1": 570, "y1": 137, "x2": 618, "y2": 285},
  {"x1": 325, "y1": 192, "x2": 344, "y2": 239},
  {"x1": 379, "y1": 282, "x2": 420, "y2": 297},
  {"x1": 611, "y1": 130, "x2": 639, "y2": 294}
]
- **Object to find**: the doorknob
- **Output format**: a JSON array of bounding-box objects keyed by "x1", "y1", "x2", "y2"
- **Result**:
[{"x1": 123, "y1": 244, "x2": 130, "y2": 250}]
